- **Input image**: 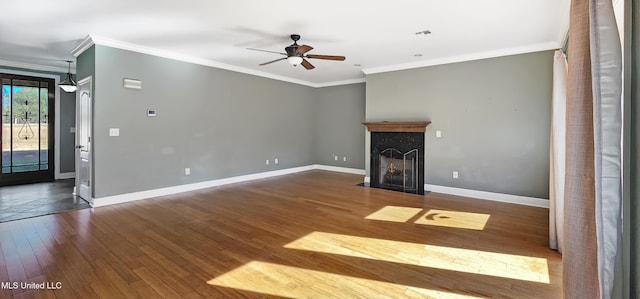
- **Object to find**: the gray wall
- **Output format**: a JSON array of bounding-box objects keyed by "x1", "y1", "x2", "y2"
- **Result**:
[
  {"x1": 0, "y1": 65, "x2": 76, "y2": 174},
  {"x1": 92, "y1": 45, "x2": 318, "y2": 198},
  {"x1": 313, "y1": 83, "x2": 366, "y2": 169},
  {"x1": 366, "y1": 51, "x2": 553, "y2": 198},
  {"x1": 58, "y1": 89, "x2": 75, "y2": 173},
  {"x1": 77, "y1": 45, "x2": 96, "y2": 82}
]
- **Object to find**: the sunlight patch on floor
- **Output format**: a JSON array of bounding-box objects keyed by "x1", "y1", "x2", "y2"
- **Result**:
[
  {"x1": 207, "y1": 260, "x2": 483, "y2": 299},
  {"x1": 415, "y1": 209, "x2": 490, "y2": 230},
  {"x1": 365, "y1": 206, "x2": 423, "y2": 222},
  {"x1": 284, "y1": 231, "x2": 550, "y2": 283},
  {"x1": 364, "y1": 206, "x2": 490, "y2": 230}
]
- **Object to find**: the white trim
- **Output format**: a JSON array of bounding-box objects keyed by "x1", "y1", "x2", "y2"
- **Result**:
[
  {"x1": 70, "y1": 35, "x2": 95, "y2": 58},
  {"x1": 0, "y1": 68, "x2": 63, "y2": 180},
  {"x1": 92, "y1": 165, "x2": 364, "y2": 207},
  {"x1": 89, "y1": 165, "x2": 548, "y2": 209},
  {"x1": 69, "y1": 36, "x2": 563, "y2": 88},
  {"x1": 0, "y1": 59, "x2": 71, "y2": 74},
  {"x1": 314, "y1": 165, "x2": 365, "y2": 175},
  {"x1": 314, "y1": 78, "x2": 366, "y2": 88},
  {"x1": 57, "y1": 172, "x2": 75, "y2": 179},
  {"x1": 425, "y1": 184, "x2": 550, "y2": 208},
  {"x1": 362, "y1": 42, "x2": 560, "y2": 75},
  {"x1": 70, "y1": 35, "x2": 364, "y2": 88}
]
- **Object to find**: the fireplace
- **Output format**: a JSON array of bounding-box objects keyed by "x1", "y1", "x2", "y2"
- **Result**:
[{"x1": 363, "y1": 122, "x2": 431, "y2": 195}]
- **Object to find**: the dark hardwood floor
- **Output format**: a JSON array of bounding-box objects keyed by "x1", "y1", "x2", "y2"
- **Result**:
[
  {"x1": 0, "y1": 179, "x2": 90, "y2": 223},
  {"x1": 0, "y1": 170, "x2": 561, "y2": 298}
]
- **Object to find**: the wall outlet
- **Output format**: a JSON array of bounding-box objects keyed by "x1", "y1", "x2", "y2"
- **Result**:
[
  {"x1": 436, "y1": 130, "x2": 442, "y2": 138},
  {"x1": 185, "y1": 168, "x2": 191, "y2": 176},
  {"x1": 266, "y1": 159, "x2": 270, "y2": 165},
  {"x1": 109, "y1": 128, "x2": 120, "y2": 136},
  {"x1": 274, "y1": 158, "x2": 278, "y2": 164},
  {"x1": 453, "y1": 171, "x2": 459, "y2": 179},
  {"x1": 343, "y1": 156, "x2": 347, "y2": 162},
  {"x1": 334, "y1": 156, "x2": 338, "y2": 161}
]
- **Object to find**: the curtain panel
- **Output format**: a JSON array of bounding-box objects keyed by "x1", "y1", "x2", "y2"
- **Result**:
[
  {"x1": 550, "y1": 50, "x2": 568, "y2": 253},
  {"x1": 564, "y1": 0, "x2": 623, "y2": 298}
]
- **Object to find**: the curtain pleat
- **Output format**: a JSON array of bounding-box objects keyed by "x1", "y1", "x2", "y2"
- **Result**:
[
  {"x1": 589, "y1": 0, "x2": 623, "y2": 297},
  {"x1": 629, "y1": 0, "x2": 639, "y2": 295},
  {"x1": 564, "y1": 0, "x2": 601, "y2": 297},
  {"x1": 550, "y1": 50, "x2": 568, "y2": 253}
]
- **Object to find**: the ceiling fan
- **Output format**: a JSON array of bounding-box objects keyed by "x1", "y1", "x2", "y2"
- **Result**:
[{"x1": 247, "y1": 34, "x2": 345, "y2": 70}]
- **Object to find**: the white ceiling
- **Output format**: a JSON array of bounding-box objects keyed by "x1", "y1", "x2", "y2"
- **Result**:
[{"x1": 0, "y1": 0, "x2": 570, "y2": 87}]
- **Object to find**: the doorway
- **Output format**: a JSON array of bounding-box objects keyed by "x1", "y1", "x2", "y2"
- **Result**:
[
  {"x1": 75, "y1": 76, "x2": 92, "y2": 204},
  {"x1": 1, "y1": 73, "x2": 54, "y2": 186}
]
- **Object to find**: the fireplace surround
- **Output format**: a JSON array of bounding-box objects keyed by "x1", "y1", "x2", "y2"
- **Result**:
[{"x1": 363, "y1": 121, "x2": 431, "y2": 195}]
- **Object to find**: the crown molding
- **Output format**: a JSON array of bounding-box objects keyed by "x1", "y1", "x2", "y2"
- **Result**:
[
  {"x1": 71, "y1": 35, "x2": 95, "y2": 57},
  {"x1": 70, "y1": 35, "x2": 365, "y2": 88},
  {"x1": 69, "y1": 35, "x2": 559, "y2": 87},
  {"x1": 362, "y1": 42, "x2": 561, "y2": 75},
  {"x1": 0, "y1": 59, "x2": 72, "y2": 74},
  {"x1": 314, "y1": 78, "x2": 366, "y2": 88}
]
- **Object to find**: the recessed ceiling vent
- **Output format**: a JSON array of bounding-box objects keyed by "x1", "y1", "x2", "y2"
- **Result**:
[{"x1": 415, "y1": 30, "x2": 432, "y2": 36}]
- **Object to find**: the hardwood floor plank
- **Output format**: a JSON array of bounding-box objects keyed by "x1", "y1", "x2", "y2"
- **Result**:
[{"x1": 0, "y1": 170, "x2": 561, "y2": 298}]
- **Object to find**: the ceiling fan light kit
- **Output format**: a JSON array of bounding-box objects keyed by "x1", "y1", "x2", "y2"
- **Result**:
[
  {"x1": 248, "y1": 34, "x2": 345, "y2": 70},
  {"x1": 287, "y1": 56, "x2": 303, "y2": 66}
]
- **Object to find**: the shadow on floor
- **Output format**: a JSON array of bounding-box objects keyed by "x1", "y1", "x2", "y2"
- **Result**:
[{"x1": 0, "y1": 179, "x2": 91, "y2": 222}]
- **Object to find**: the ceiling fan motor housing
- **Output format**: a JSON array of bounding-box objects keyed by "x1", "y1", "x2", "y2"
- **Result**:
[{"x1": 286, "y1": 34, "x2": 301, "y2": 56}]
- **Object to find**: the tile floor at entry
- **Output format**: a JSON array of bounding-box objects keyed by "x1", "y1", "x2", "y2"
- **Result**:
[{"x1": 0, "y1": 179, "x2": 91, "y2": 222}]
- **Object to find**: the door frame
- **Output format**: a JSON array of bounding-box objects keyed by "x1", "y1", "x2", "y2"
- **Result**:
[
  {"x1": 0, "y1": 71, "x2": 57, "y2": 185},
  {"x1": 75, "y1": 76, "x2": 92, "y2": 205},
  {"x1": 0, "y1": 68, "x2": 65, "y2": 180}
]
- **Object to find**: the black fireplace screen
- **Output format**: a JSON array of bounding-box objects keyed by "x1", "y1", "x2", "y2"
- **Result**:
[{"x1": 378, "y1": 148, "x2": 418, "y2": 192}]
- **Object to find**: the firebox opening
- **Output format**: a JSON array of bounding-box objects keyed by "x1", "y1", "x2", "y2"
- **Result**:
[{"x1": 379, "y1": 148, "x2": 418, "y2": 192}]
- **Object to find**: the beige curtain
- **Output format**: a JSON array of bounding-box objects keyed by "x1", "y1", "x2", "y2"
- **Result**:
[
  {"x1": 550, "y1": 50, "x2": 568, "y2": 253},
  {"x1": 564, "y1": 0, "x2": 622, "y2": 298}
]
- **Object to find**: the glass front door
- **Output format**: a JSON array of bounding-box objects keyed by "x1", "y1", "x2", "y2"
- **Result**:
[{"x1": 1, "y1": 73, "x2": 54, "y2": 186}]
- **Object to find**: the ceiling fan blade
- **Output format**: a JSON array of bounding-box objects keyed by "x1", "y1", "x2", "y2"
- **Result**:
[
  {"x1": 306, "y1": 54, "x2": 346, "y2": 61},
  {"x1": 247, "y1": 48, "x2": 287, "y2": 55},
  {"x1": 301, "y1": 59, "x2": 315, "y2": 70},
  {"x1": 259, "y1": 57, "x2": 287, "y2": 66},
  {"x1": 296, "y1": 45, "x2": 313, "y2": 55}
]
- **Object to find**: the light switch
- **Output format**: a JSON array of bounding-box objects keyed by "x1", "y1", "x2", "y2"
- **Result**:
[
  {"x1": 109, "y1": 128, "x2": 120, "y2": 136},
  {"x1": 436, "y1": 130, "x2": 442, "y2": 138}
]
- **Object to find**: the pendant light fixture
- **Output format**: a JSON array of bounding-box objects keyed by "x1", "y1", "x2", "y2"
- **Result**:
[{"x1": 59, "y1": 60, "x2": 77, "y2": 92}]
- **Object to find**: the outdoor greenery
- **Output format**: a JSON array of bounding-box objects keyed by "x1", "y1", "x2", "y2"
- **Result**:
[
  {"x1": 1, "y1": 84, "x2": 50, "y2": 173},
  {"x1": 2, "y1": 85, "x2": 49, "y2": 124}
]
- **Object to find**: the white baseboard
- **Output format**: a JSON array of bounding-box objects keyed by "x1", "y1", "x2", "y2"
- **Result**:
[
  {"x1": 314, "y1": 165, "x2": 366, "y2": 175},
  {"x1": 93, "y1": 165, "x2": 365, "y2": 207},
  {"x1": 57, "y1": 172, "x2": 76, "y2": 179},
  {"x1": 362, "y1": 176, "x2": 548, "y2": 208},
  {"x1": 425, "y1": 184, "x2": 549, "y2": 208}
]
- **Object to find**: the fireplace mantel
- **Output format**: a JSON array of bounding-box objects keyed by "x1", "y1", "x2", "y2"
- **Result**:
[{"x1": 362, "y1": 121, "x2": 431, "y2": 133}]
